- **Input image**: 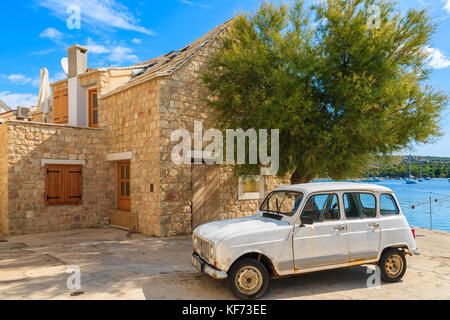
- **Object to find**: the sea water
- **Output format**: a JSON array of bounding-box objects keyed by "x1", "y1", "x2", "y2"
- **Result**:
[{"x1": 374, "y1": 179, "x2": 450, "y2": 232}]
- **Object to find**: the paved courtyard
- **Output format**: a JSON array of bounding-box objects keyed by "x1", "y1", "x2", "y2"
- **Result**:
[{"x1": 0, "y1": 227, "x2": 449, "y2": 300}]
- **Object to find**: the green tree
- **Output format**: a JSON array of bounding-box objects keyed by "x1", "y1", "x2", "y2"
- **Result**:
[{"x1": 203, "y1": 0, "x2": 448, "y2": 183}]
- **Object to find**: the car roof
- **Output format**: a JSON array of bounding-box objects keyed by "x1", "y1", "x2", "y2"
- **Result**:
[{"x1": 274, "y1": 182, "x2": 393, "y2": 194}]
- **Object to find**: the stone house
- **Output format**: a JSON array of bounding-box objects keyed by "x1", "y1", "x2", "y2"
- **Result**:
[{"x1": 0, "y1": 20, "x2": 286, "y2": 236}]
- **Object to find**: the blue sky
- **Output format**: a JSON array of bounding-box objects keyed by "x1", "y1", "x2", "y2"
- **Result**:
[{"x1": 0, "y1": 0, "x2": 449, "y2": 156}]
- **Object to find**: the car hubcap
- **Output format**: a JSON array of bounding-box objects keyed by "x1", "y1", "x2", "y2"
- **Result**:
[
  {"x1": 385, "y1": 254, "x2": 403, "y2": 278},
  {"x1": 235, "y1": 266, "x2": 262, "y2": 295}
]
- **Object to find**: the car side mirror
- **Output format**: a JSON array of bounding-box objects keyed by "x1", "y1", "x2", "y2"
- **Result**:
[{"x1": 300, "y1": 216, "x2": 314, "y2": 226}]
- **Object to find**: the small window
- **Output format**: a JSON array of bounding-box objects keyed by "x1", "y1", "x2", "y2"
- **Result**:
[
  {"x1": 344, "y1": 193, "x2": 376, "y2": 219},
  {"x1": 238, "y1": 176, "x2": 264, "y2": 200},
  {"x1": 301, "y1": 193, "x2": 340, "y2": 222},
  {"x1": 380, "y1": 194, "x2": 399, "y2": 216},
  {"x1": 45, "y1": 164, "x2": 82, "y2": 206}
]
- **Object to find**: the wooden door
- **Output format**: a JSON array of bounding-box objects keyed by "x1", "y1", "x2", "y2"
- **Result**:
[
  {"x1": 89, "y1": 89, "x2": 98, "y2": 128},
  {"x1": 192, "y1": 164, "x2": 219, "y2": 228},
  {"x1": 117, "y1": 161, "x2": 131, "y2": 211}
]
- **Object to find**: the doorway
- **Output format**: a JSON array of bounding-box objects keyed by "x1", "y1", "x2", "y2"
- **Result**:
[
  {"x1": 192, "y1": 163, "x2": 220, "y2": 228},
  {"x1": 117, "y1": 161, "x2": 131, "y2": 211}
]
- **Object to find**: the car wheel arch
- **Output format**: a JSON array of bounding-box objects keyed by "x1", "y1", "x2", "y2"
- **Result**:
[
  {"x1": 229, "y1": 252, "x2": 278, "y2": 278},
  {"x1": 378, "y1": 244, "x2": 409, "y2": 260}
]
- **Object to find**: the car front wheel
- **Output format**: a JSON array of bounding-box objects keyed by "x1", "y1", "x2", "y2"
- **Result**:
[
  {"x1": 378, "y1": 248, "x2": 407, "y2": 283},
  {"x1": 227, "y1": 258, "x2": 269, "y2": 300}
]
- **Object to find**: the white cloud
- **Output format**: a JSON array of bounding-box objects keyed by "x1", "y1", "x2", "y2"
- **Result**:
[
  {"x1": 37, "y1": 0, "x2": 155, "y2": 35},
  {"x1": 4, "y1": 74, "x2": 40, "y2": 87},
  {"x1": 423, "y1": 46, "x2": 450, "y2": 69},
  {"x1": 444, "y1": 0, "x2": 450, "y2": 14},
  {"x1": 109, "y1": 46, "x2": 139, "y2": 64},
  {"x1": 0, "y1": 91, "x2": 38, "y2": 108},
  {"x1": 29, "y1": 48, "x2": 56, "y2": 56},
  {"x1": 131, "y1": 38, "x2": 142, "y2": 45},
  {"x1": 49, "y1": 72, "x2": 67, "y2": 83},
  {"x1": 85, "y1": 38, "x2": 110, "y2": 54},
  {"x1": 180, "y1": 0, "x2": 210, "y2": 8},
  {"x1": 40, "y1": 27, "x2": 63, "y2": 40},
  {"x1": 82, "y1": 38, "x2": 140, "y2": 65}
]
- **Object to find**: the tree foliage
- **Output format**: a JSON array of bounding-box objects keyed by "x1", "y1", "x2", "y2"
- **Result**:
[{"x1": 202, "y1": 0, "x2": 448, "y2": 183}]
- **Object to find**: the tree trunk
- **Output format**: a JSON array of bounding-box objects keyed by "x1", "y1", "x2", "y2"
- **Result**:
[{"x1": 290, "y1": 169, "x2": 312, "y2": 185}]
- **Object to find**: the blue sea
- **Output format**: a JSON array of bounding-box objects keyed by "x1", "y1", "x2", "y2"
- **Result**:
[
  {"x1": 314, "y1": 178, "x2": 450, "y2": 232},
  {"x1": 373, "y1": 179, "x2": 450, "y2": 232}
]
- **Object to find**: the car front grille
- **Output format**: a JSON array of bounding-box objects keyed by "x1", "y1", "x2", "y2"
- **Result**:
[{"x1": 195, "y1": 236, "x2": 211, "y2": 263}]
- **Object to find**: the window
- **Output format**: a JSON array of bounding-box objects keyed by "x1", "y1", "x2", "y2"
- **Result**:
[
  {"x1": 380, "y1": 194, "x2": 399, "y2": 216},
  {"x1": 260, "y1": 191, "x2": 303, "y2": 217},
  {"x1": 238, "y1": 176, "x2": 264, "y2": 200},
  {"x1": 117, "y1": 161, "x2": 131, "y2": 211},
  {"x1": 301, "y1": 193, "x2": 340, "y2": 222},
  {"x1": 53, "y1": 89, "x2": 68, "y2": 124},
  {"x1": 89, "y1": 88, "x2": 98, "y2": 128},
  {"x1": 344, "y1": 193, "x2": 376, "y2": 219},
  {"x1": 45, "y1": 164, "x2": 82, "y2": 205}
]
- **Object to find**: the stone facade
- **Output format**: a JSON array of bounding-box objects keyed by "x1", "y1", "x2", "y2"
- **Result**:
[
  {"x1": 100, "y1": 79, "x2": 161, "y2": 236},
  {"x1": 0, "y1": 124, "x2": 8, "y2": 234},
  {"x1": 0, "y1": 121, "x2": 113, "y2": 235},
  {"x1": 1, "y1": 22, "x2": 288, "y2": 237},
  {"x1": 156, "y1": 38, "x2": 288, "y2": 236}
]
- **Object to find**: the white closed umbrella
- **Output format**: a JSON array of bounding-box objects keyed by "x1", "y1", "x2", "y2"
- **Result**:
[{"x1": 37, "y1": 67, "x2": 52, "y2": 122}]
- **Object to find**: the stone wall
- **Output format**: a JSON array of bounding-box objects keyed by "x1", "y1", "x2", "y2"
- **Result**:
[
  {"x1": 99, "y1": 79, "x2": 161, "y2": 236},
  {"x1": 4, "y1": 121, "x2": 113, "y2": 235},
  {"x1": 0, "y1": 124, "x2": 8, "y2": 234},
  {"x1": 158, "y1": 36, "x2": 289, "y2": 236}
]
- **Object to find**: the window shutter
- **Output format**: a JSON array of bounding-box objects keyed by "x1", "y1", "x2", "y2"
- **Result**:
[
  {"x1": 65, "y1": 165, "x2": 82, "y2": 204},
  {"x1": 53, "y1": 89, "x2": 68, "y2": 124},
  {"x1": 53, "y1": 93, "x2": 61, "y2": 123},
  {"x1": 45, "y1": 164, "x2": 83, "y2": 206},
  {"x1": 45, "y1": 165, "x2": 64, "y2": 205}
]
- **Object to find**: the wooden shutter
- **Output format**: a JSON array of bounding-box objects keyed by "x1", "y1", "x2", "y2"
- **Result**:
[
  {"x1": 45, "y1": 165, "x2": 64, "y2": 205},
  {"x1": 89, "y1": 89, "x2": 99, "y2": 128},
  {"x1": 45, "y1": 164, "x2": 82, "y2": 206},
  {"x1": 53, "y1": 89, "x2": 68, "y2": 124},
  {"x1": 65, "y1": 165, "x2": 83, "y2": 204}
]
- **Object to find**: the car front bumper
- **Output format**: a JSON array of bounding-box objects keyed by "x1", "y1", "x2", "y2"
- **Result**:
[
  {"x1": 412, "y1": 248, "x2": 421, "y2": 255},
  {"x1": 191, "y1": 252, "x2": 227, "y2": 280}
]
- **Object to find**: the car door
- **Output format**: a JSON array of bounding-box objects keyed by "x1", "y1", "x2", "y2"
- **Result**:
[
  {"x1": 344, "y1": 192, "x2": 381, "y2": 262},
  {"x1": 292, "y1": 193, "x2": 349, "y2": 270}
]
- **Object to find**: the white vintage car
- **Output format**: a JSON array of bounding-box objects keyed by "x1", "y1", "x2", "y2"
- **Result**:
[{"x1": 191, "y1": 182, "x2": 420, "y2": 299}]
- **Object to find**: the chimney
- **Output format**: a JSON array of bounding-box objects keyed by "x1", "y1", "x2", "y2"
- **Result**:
[{"x1": 67, "y1": 45, "x2": 88, "y2": 78}]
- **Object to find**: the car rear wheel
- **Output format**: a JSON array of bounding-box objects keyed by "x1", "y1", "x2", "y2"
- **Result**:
[
  {"x1": 378, "y1": 248, "x2": 407, "y2": 283},
  {"x1": 228, "y1": 258, "x2": 269, "y2": 300}
]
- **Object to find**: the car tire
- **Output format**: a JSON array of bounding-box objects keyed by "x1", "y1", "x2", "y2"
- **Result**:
[
  {"x1": 227, "y1": 258, "x2": 269, "y2": 300},
  {"x1": 378, "y1": 248, "x2": 407, "y2": 283}
]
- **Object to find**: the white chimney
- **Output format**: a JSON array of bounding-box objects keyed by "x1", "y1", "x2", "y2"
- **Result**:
[
  {"x1": 67, "y1": 45, "x2": 88, "y2": 78},
  {"x1": 66, "y1": 45, "x2": 89, "y2": 127}
]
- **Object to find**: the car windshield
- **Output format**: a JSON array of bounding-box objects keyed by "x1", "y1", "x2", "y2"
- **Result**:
[{"x1": 259, "y1": 191, "x2": 303, "y2": 217}]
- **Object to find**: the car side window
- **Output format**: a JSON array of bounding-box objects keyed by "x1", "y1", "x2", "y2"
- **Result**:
[
  {"x1": 343, "y1": 193, "x2": 376, "y2": 219},
  {"x1": 380, "y1": 194, "x2": 399, "y2": 216},
  {"x1": 301, "y1": 193, "x2": 340, "y2": 222}
]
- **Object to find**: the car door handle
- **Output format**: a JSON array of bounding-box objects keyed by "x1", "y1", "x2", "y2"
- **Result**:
[
  {"x1": 369, "y1": 223, "x2": 379, "y2": 228},
  {"x1": 334, "y1": 225, "x2": 346, "y2": 231}
]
